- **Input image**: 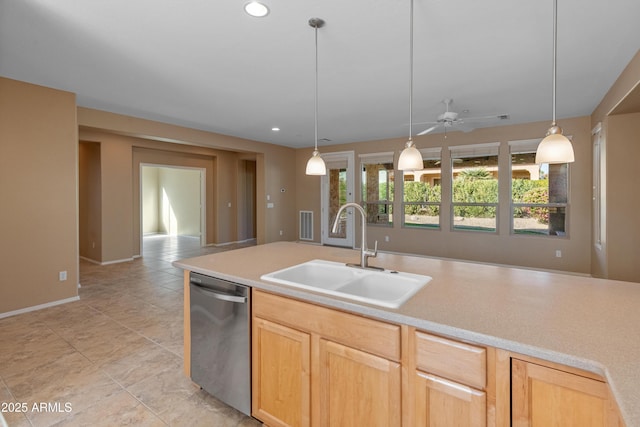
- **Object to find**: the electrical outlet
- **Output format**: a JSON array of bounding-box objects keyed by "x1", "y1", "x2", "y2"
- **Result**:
[
  {"x1": 279, "y1": 230, "x2": 283, "y2": 236},
  {"x1": 385, "y1": 236, "x2": 390, "y2": 242},
  {"x1": 59, "y1": 271, "x2": 67, "y2": 281},
  {"x1": 555, "y1": 250, "x2": 562, "y2": 258}
]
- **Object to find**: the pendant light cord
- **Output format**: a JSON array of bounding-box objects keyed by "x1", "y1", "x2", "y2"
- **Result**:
[
  {"x1": 551, "y1": 0, "x2": 558, "y2": 126},
  {"x1": 408, "y1": 0, "x2": 414, "y2": 142},
  {"x1": 314, "y1": 23, "x2": 319, "y2": 151}
]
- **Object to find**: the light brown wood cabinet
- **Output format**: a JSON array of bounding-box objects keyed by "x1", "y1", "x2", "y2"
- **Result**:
[
  {"x1": 252, "y1": 290, "x2": 401, "y2": 427},
  {"x1": 252, "y1": 317, "x2": 311, "y2": 427},
  {"x1": 512, "y1": 357, "x2": 624, "y2": 427},
  {"x1": 249, "y1": 289, "x2": 626, "y2": 427},
  {"x1": 319, "y1": 339, "x2": 401, "y2": 426},
  {"x1": 408, "y1": 329, "x2": 493, "y2": 427}
]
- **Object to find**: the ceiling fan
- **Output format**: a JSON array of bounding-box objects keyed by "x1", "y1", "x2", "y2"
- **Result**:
[{"x1": 416, "y1": 98, "x2": 509, "y2": 136}]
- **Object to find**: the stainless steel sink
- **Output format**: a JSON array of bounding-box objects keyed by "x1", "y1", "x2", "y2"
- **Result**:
[{"x1": 260, "y1": 259, "x2": 431, "y2": 308}]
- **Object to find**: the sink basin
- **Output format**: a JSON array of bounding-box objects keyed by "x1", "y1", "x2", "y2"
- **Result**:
[{"x1": 260, "y1": 259, "x2": 431, "y2": 308}]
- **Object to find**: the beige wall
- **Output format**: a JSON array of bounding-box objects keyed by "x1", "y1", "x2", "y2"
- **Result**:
[
  {"x1": 0, "y1": 77, "x2": 79, "y2": 314},
  {"x1": 142, "y1": 166, "x2": 160, "y2": 234},
  {"x1": 590, "y1": 49, "x2": 640, "y2": 282},
  {"x1": 237, "y1": 159, "x2": 257, "y2": 241},
  {"x1": 78, "y1": 108, "x2": 297, "y2": 262},
  {"x1": 604, "y1": 112, "x2": 640, "y2": 282},
  {"x1": 79, "y1": 141, "x2": 102, "y2": 261},
  {"x1": 296, "y1": 117, "x2": 593, "y2": 274},
  {"x1": 142, "y1": 166, "x2": 202, "y2": 237}
]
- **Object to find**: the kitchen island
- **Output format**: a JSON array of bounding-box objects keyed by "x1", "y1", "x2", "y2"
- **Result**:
[{"x1": 174, "y1": 241, "x2": 640, "y2": 426}]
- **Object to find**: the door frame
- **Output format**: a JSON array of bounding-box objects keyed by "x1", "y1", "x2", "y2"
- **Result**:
[
  {"x1": 320, "y1": 151, "x2": 355, "y2": 248},
  {"x1": 139, "y1": 163, "x2": 207, "y2": 250}
]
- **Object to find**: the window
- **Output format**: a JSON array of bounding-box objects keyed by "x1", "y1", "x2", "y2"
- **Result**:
[
  {"x1": 360, "y1": 153, "x2": 394, "y2": 226},
  {"x1": 326, "y1": 159, "x2": 348, "y2": 239},
  {"x1": 402, "y1": 148, "x2": 442, "y2": 228},
  {"x1": 510, "y1": 139, "x2": 569, "y2": 236},
  {"x1": 450, "y1": 143, "x2": 500, "y2": 232}
]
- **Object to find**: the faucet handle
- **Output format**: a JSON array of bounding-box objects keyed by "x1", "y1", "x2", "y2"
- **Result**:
[{"x1": 365, "y1": 240, "x2": 378, "y2": 258}]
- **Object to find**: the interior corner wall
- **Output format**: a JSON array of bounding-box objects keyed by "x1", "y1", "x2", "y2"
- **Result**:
[
  {"x1": 142, "y1": 166, "x2": 160, "y2": 234},
  {"x1": 605, "y1": 112, "x2": 640, "y2": 282},
  {"x1": 79, "y1": 141, "x2": 102, "y2": 262},
  {"x1": 0, "y1": 77, "x2": 78, "y2": 314},
  {"x1": 237, "y1": 159, "x2": 257, "y2": 241},
  {"x1": 263, "y1": 150, "x2": 298, "y2": 243}
]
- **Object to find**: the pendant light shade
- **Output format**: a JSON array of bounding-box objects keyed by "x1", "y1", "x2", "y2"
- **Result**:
[
  {"x1": 305, "y1": 18, "x2": 327, "y2": 176},
  {"x1": 536, "y1": 0, "x2": 574, "y2": 164},
  {"x1": 398, "y1": 141, "x2": 423, "y2": 170},
  {"x1": 398, "y1": 0, "x2": 424, "y2": 171},
  {"x1": 306, "y1": 150, "x2": 326, "y2": 175},
  {"x1": 535, "y1": 125, "x2": 574, "y2": 164}
]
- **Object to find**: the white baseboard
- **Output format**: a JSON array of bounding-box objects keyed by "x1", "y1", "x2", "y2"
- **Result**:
[
  {"x1": 0, "y1": 296, "x2": 80, "y2": 320},
  {"x1": 80, "y1": 256, "x2": 134, "y2": 266},
  {"x1": 214, "y1": 238, "x2": 257, "y2": 247}
]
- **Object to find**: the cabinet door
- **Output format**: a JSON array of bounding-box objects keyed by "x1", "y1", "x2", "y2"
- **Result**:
[
  {"x1": 252, "y1": 317, "x2": 311, "y2": 427},
  {"x1": 319, "y1": 339, "x2": 401, "y2": 427},
  {"x1": 512, "y1": 359, "x2": 614, "y2": 427},
  {"x1": 415, "y1": 371, "x2": 486, "y2": 427}
]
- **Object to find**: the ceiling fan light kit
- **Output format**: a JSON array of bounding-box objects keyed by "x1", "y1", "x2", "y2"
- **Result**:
[
  {"x1": 536, "y1": 0, "x2": 575, "y2": 164},
  {"x1": 398, "y1": 0, "x2": 425, "y2": 171},
  {"x1": 305, "y1": 18, "x2": 327, "y2": 176}
]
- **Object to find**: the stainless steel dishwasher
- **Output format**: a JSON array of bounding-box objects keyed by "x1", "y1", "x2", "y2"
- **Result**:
[{"x1": 189, "y1": 272, "x2": 251, "y2": 416}]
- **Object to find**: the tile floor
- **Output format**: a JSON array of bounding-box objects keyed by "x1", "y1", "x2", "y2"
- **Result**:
[{"x1": 0, "y1": 235, "x2": 261, "y2": 427}]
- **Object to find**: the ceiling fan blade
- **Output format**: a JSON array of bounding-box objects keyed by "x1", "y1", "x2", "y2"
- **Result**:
[
  {"x1": 460, "y1": 114, "x2": 510, "y2": 122},
  {"x1": 417, "y1": 125, "x2": 439, "y2": 136},
  {"x1": 412, "y1": 120, "x2": 439, "y2": 126}
]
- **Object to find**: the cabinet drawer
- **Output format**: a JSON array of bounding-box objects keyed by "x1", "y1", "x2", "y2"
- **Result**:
[
  {"x1": 415, "y1": 331, "x2": 486, "y2": 389},
  {"x1": 254, "y1": 290, "x2": 401, "y2": 361}
]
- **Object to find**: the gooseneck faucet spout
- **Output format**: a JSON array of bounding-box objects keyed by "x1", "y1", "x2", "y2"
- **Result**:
[{"x1": 332, "y1": 203, "x2": 381, "y2": 270}]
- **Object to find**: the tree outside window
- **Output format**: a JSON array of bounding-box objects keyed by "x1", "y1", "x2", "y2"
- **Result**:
[
  {"x1": 360, "y1": 154, "x2": 394, "y2": 226},
  {"x1": 402, "y1": 148, "x2": 442, "y2": 228},
  {"x1": 450, "y1": 143, "x2": 500, "y2": 232},
  {"x1": 510, "y1": 139, "x2": 569, "y2": 236}
]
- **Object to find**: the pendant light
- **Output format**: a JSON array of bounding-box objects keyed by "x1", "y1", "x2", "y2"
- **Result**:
[
  {"x1": 305, "y1": 18, "x2": 327, "y2": 176},
  {"x1": 397, "y1": 0, "x2": 424, "y2": 171},
  {"x1": 535, "y1": 0, "x2": 575, "y2": 164}
]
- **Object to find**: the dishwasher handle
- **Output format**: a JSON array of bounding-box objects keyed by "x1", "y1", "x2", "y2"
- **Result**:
[{"x1": 191, "y1": 282, "x2": 247, "y2": 304}]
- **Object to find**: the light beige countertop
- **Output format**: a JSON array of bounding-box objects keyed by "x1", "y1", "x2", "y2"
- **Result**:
[{"x1": 174, "y1": 241, "x2": 640, "y2": 426}]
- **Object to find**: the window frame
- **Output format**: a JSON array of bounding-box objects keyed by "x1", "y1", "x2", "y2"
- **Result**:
[
  {"x1": 509, "y1": 139, "x2": 571, "y2": 238},
  {"x1": 401, "y1": 147, "x2": 442, "y2": 230},
  {"x1": 359, "y1": 152, "x2": 395, "y2": 227},
  {"x1": 449, "y1": 142, "x2": 500, "y2": 233}
]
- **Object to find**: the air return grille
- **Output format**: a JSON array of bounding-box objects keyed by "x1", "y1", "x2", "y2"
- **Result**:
[{"x1": 299, "y1": 211, "x2": 313, "y2": 241}]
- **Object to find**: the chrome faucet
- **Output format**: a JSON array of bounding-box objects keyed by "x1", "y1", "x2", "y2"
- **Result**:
[{"x1": 332, "y1": 203, "x2": 381, "y2": 270}]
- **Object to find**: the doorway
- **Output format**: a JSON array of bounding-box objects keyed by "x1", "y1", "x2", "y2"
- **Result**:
[
  {"x1": 321, "y1": 151, "x2": 355, "y2": 247},
  {"x1": 140, "y1": 164, "x2": 206, "y2": 249}
]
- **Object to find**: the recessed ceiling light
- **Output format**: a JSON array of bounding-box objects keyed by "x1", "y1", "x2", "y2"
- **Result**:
[
  {"x1": 244, "y1": 1, "x2": 269, "y2": 17},
  {"x1": 271, "y1": 127, "x2": 280, "y2": 131}
]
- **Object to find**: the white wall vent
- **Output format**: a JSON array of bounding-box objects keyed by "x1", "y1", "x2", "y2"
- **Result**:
[{"x1": 299, "y1": 211, "x2": 313, "y2": 241}]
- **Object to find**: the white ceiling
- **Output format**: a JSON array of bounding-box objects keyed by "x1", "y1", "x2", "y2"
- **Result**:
[{"x1": 1, "y1": 0, "x2": 639, "y2": 149}]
